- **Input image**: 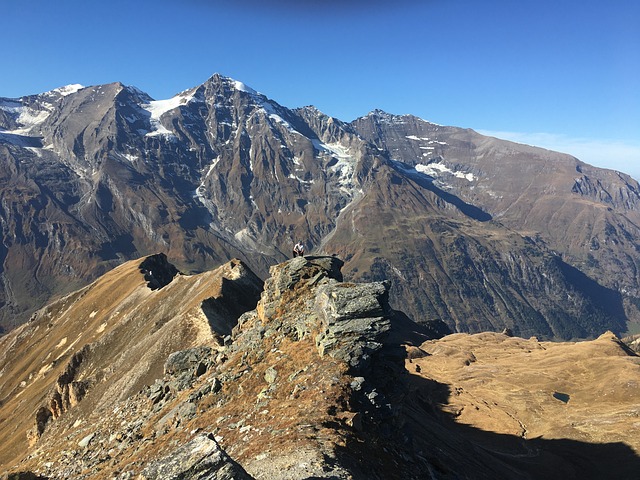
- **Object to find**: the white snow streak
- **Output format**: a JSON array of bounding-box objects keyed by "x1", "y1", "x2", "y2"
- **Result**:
[
  {"x1": 415, "y1": 162, "x2": 475, "y2": 181},
  {"x1": 288, "y1": 173, "x2": 314, "y2": 185},
  {"x1": 141, "y1": 91, "x2": 196, "y2": 137},
  {"x1": 312, "y1": 139, "x2": 357, "y2": 192},
  {"x1": 53, "y1": 84, "x2": 84, "y2": 96}
]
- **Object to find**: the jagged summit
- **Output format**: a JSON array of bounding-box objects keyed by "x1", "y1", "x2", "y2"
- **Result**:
[
  {"x1": 361, "y1": 108, "x2": 441, "y2": 126},
  {"x1": 205, "y1": 72, "x2": 260, "y2": 96}
]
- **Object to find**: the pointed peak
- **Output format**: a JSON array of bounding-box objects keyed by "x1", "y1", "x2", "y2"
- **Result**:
[{"x1": 204, "y1": 73, "x2": 259, "y2": 96}]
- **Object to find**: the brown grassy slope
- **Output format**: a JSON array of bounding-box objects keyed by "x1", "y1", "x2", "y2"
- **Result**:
[
  {"x1": 407, "y1": 331, "x2": 640, "y2": 477},
  {"x1": 0, "y1": 255, "x2": 261, "y2": 470}
]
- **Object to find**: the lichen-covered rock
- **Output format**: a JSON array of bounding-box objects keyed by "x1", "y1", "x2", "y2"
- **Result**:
[
  {"x1": 257, "y1": 256, "x2": 344, "y2": 321},
  {"x1": 138, "y1": 433, "x2": 253, "y2": 480},
  {"x1": 314, "y1": 281, "x2": 392, "y2": 372},
  {"x1": 164, "y1": 347, "x2": 213, "y2": 376}
]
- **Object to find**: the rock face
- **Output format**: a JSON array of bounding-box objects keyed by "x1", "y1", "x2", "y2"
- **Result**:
[
  {"x1": 348, "y1": 112, "x2": 640, "y2": 335},
  {"x1": 2, "y1": 75, "x2": 640, "y2": 339},
  {"x1": 1, "y1": 256, "x2": 639, "y2": 479},
  {"x1": 314, "y1": 280, "x2": 391, "y2": 372},
  {"x1": 139, "y1": 433, "x2": 253, "y2": 480}
]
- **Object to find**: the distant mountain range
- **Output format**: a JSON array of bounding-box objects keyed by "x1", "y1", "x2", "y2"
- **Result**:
[{"x1": 2, "y1": 74, "x2": 640, "y2": 338}]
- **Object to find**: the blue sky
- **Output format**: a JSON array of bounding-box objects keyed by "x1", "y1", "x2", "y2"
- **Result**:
[{"x1": 3, "y1": 0, "x2": 640, "y2": 178}]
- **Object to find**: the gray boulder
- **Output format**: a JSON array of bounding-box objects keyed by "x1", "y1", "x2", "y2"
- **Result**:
[
  {"x1": 314, "y1": 281, "x2": 392, "y2": 372},
  {"x1": 139, "y1": 433, "x2": 253, "y2": 480}
]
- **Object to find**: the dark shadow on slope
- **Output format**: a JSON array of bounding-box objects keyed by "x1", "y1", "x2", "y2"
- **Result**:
[
  {"x1": 98, "y1": 233, "x2": 137, "y2": 260},
  {"x1": 554, "y1": 256, "x2": 628, "y2": 337},
  {"x1": 333, "y1": 310, "x2": 640, "y2": 480},
  {"x1": 390, "y1": 160, "x2": 492, "y2": 222},
  {"x1": 200, "y1": 264, "x2": 263, "y2": 337},
  {"x1": 139, "y1": 253, "x2": 180, "y2": 290},
  {"x1": 0, "y1": 132, "x2": 43, "y2": 148}
]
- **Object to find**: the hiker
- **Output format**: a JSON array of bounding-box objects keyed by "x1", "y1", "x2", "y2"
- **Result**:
[{"x1": 293, "y1": 241, "x2": 305, "y2": 257}]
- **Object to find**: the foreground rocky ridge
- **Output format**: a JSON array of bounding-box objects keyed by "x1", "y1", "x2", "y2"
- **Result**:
[
  {"x1": 0, "y1": 254, "x2": 263, "y2": 472},
  {"x1": 2, "y1": 75, "x2": 640, "y2": 338},
  {"x1": 1, "y1": 256, "x2": 639, "y2": 479}
]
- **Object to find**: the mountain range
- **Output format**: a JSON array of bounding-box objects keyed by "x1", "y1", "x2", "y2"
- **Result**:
[{"x1": 2, "y1": 74, "x2": 640, "y2": 339}]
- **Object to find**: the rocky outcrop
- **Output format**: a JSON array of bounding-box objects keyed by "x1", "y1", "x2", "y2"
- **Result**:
[
  {"x1": 139, "y1": 253, "x2": 180, "y2": 290},
  {"x1": 139, "y1": 434, "x2": 253, "y2": 480},
  {"x1": 315, "y1": 281, "x2": 391, "y2": 372},
  {"x1": 27, "y1": 346, "x2": 91, "y2": 446},
  {"x1": 1, "y1": 256, "x2": 437, "y2": 479}
]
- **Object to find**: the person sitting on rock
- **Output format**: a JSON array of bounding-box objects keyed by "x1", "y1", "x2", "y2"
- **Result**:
[{"x1": 293, "y1": 241, "x2": 305, "y2": 258}]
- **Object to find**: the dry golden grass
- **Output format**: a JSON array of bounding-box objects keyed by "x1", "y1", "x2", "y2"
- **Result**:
[{"x1": 412, "y1": 331, "x2": 640, "y2": 452}]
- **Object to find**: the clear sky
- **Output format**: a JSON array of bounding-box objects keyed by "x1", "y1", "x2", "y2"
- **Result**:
[{"x1": 3, "y1": 0, "x2": 640, "y2": 178}]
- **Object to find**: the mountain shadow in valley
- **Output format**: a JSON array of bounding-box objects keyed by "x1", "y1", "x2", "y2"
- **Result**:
[
  {"x1": 554, "y1": 256, "x2": 628, "y2": 337},
  {"x1": 333, "y1": 312, "x2": 640, "y2": 479}
]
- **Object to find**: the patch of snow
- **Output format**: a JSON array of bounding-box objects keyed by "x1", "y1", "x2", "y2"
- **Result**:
[
  {"x1": 193, "y1": 157, "x2": 220, "y2": 205},
  {"x1": 205, "y1": 158, "x2": 220, "y2": 176},
  {"x1": 141, "y1": 91, "x2": 196, "y2": 137},
  {"x1": 17, "y1": 107, "x2": 51, "y2": 129},
  {"x1": 53, "y1": 84, "x2": 84, "y2": 96},
  {"x1": 312, "y1": 139, "x2": 351, "y2": 160},
  {"x1": 1, "y1": 85, "x2": 84, "y2": 136},
  {"x1": 260, "y1": 101, "x2": 302, "y2": 136},
  {"x1": 416, "y1": 163, "x2": 448, "y2": 175},
  {"x1": 415, "y1": 162, "x2": 476, "y2": 181},
  {"x1": 25, "y1": 146, "x2": 43, "y2": 157},
  {"x1": 288, "y1": 173, "x2": 314, "y2": 185},
  {"x1": 232, "y1": 80, "x2": 258, "y2": 95},
  {"x1": 312, "y1": 139, "x2": 359, "y2": 195},
  {"x1": 405, "y1": 135, "x2": 433, "y2": 141},
  {"x1": 248, "y1": 146, "x2": 254, "y2": 172},
  {"x1": 0, "y1": 103, "x2": 52, "y2": 136}
]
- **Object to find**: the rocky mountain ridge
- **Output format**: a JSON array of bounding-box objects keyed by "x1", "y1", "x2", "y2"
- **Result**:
[
  {"x1": 2, "y1": 74, "x2": 640, "y2": 339},
  {"x1": 1, "y1": 255, "x2": 638, "y2": 479}
]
